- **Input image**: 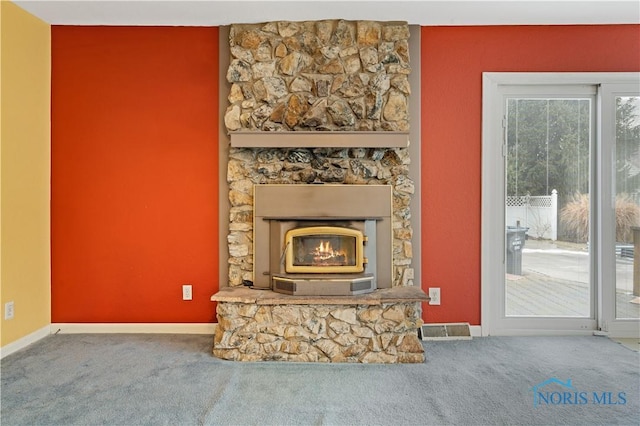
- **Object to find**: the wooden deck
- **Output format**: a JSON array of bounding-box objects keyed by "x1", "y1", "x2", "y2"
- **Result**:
[{"x1": 506, "y1": 271, "x2": 640, "y2": 318}]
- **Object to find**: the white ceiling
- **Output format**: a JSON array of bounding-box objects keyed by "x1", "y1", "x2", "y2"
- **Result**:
[{"x1": 14, "y1": 0, "x2": 640, "y2": 27}]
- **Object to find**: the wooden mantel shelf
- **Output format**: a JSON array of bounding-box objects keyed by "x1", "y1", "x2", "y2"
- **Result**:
[{"x1": 229, "y1": 131, "x2": 409, "y2": 148}]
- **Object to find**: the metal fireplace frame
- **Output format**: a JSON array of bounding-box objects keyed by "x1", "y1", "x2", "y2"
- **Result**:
[
  {"x1": 253, "y1": 184, "x2": 393, "y2": 295},
  {"x1": 284, "y1": 225, "x2": 366, "y2": 274}
]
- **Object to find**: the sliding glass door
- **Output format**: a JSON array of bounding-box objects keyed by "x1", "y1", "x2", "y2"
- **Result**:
[
  {"x1": 600, "y1": 84, "x2": 640, "y2": 336},
  {"x1": 482, "y1": 73, "x2": 640, "y2": 337},
  {"x1": 614, "y1": 95, "x2": 640, "y2": 320},
  {"x1": 504, "y1": 94, "x2": 595, "y2": 320}
]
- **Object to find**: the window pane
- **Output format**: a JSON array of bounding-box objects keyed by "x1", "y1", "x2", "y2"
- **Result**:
[
  {"x1": 505, "y1": 98, "x2": 592, "y2": 317},
  {"x1": 615, "y1": 96, "x2": 640, "y2": 319}
]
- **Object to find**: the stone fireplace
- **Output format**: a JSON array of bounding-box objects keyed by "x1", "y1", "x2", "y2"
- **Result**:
[{"x1": 211, "y1": 19, "x2": 427, "y2": 363}]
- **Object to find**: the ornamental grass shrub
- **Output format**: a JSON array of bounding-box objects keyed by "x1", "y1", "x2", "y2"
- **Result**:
[
  {"x1": 560, "y1": 193, "x2": 640, "y2": 243},
  {"x1": 616, "y1": 194, "x2": 640, "y2": 243}
]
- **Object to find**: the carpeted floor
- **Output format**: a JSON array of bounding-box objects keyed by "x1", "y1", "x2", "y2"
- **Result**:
[{"x1": 1, "y1": 334, "x2": 639, "y2": 425}]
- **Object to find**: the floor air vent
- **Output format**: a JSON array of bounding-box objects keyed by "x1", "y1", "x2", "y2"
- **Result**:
[{"x1": 419, "y1": 323, "x2": 472, "y2": 341}]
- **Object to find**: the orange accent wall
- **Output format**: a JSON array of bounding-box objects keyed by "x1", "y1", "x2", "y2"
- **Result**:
[
  {"x1": 51, "y1": 27, "x2": 219, "y2": 322},
  {"x1": 50, "y1": 24, "x2": 639, "y2": 325},
  {"x1": 420, "y1": 25, "x2": 640, "y2": 325}
]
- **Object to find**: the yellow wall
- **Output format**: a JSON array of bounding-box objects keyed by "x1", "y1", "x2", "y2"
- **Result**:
[{"x1": 0, "y1": 1, "x2": 51, "y2": 347}]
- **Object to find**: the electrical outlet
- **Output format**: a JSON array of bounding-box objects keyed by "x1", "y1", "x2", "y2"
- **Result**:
[
  {"x1": 428, "y1": 288, "x2": 441, "y2": 306},
  {"x1": 182, "y1": 284, "x2": 193, "y2": 301},
  {"x1": 5, "y1": 301, "x2": 15, "y2": 320}
]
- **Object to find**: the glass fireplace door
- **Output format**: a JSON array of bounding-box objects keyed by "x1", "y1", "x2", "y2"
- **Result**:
[{"x1": 285, "y1": 226, "x2": 365, "y2": 274}]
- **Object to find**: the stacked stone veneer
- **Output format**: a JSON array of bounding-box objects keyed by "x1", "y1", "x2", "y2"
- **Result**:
[{"x1": 224, "y1": 20, "x2": 410, "y2": 132}]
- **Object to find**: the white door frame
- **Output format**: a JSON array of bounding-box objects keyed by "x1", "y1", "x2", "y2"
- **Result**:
[
  {"x1": 598, "y1": 81, "x2": 640, "y2": 338},
  {"x1": 481, "y1": 72, "x2": 640, "y2": 337}
]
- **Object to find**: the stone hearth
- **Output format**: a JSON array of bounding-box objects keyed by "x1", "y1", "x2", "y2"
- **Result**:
[{"x1": 212, "y1": 286, "x2": 427, "y2": 363}]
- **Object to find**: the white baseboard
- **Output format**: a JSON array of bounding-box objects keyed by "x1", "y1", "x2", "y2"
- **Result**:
[
  {"x1": 0, "y1": 325, "x2": 51, "y2": 359},
  {"x1": 51, "y1": 323, "x2": 217, "y2": 335},
  {"x1": 470, "y1": 325, "x2": 482, "y2": 337}
]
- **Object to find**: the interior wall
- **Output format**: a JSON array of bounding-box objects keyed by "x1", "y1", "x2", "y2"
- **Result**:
[
  {"x1": 48, "y1": 23, "x2": 639, "y2": 325},
  {"x1": 0, "y1": 2, "x2": 51, "y2": 346},
  {"x1": 420, "y1": 24, "x2": 640, "y2": 325},
  {"x1": 51, "y1": 26, "x2": 219, "y2": 323}
]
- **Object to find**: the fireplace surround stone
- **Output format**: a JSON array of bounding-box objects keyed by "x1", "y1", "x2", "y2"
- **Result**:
[
  {"x1": 212, "y1": 183, "x2": 428, "y2": 363},
  {"x1": 224, "y1": 20, "x2": 411, "y2": 133},
  {"x1": 222, "y1": 18, "x2": 415, "y2": 289},
  {"x1": 212, "y1": 19, "x2": 427, "y2": 363}
]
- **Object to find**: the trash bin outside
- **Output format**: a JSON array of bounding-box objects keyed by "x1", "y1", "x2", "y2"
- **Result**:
[{"x1": 506, "y1": 226, "x2": 529, "y2": 275}]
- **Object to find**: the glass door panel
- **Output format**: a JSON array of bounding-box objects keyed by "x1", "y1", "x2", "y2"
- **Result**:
[
  {"x1": 505, "y1": 97, "x2": 593, "y2": 318},
  {"x1": 614, "y1": 96, "x2": 640, "y2": 319}
]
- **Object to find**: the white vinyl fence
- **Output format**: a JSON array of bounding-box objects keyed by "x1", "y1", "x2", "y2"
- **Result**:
[{"x1": 506, "y1": 189, "x2": 557, "y2": 241}]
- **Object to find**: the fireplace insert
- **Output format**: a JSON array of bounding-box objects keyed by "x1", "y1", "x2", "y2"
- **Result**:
[
  {"x1": 269, "y1": 219, "x2": 377, "y2": 296},
  {"x1": 253, "y1": 184, "x2": 393, "y2": 296}
]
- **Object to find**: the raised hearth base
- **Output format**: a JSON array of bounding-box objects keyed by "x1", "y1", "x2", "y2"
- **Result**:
[{"x1": 211, "y1": 286, "x2": 429, "y2": 363}]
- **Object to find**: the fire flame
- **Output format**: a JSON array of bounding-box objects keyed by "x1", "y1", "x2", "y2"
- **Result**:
[
  {"x1": 312, "y1": 240, "x2": 344, "y2": 262},
  {"x1": 318, "y1": 241, "x2": 332, "y2": 253}
]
